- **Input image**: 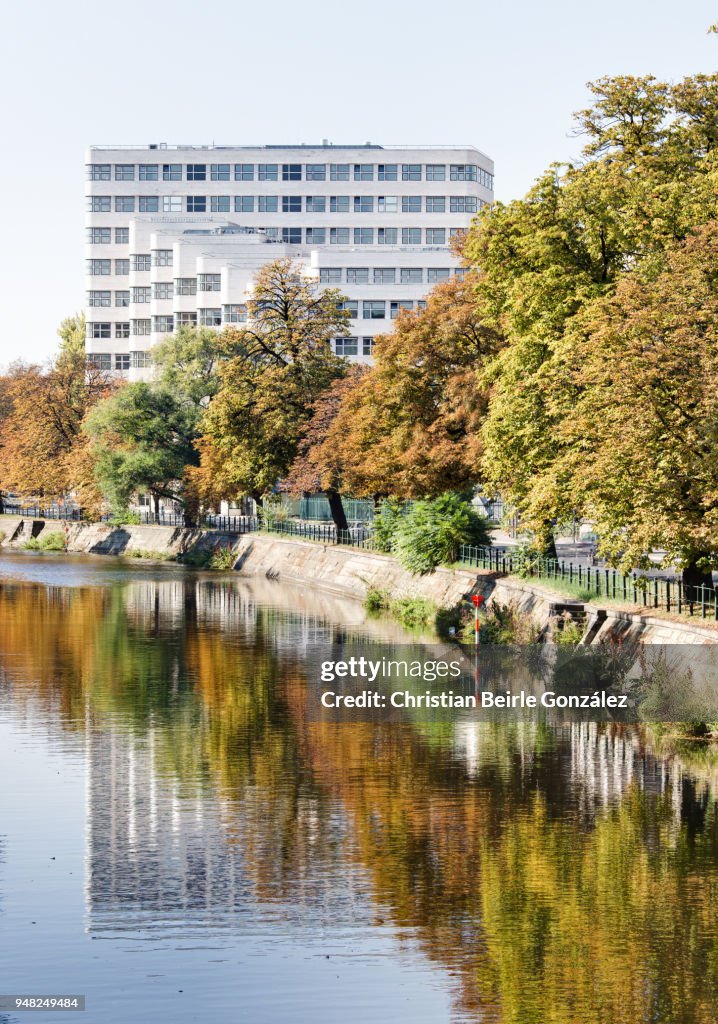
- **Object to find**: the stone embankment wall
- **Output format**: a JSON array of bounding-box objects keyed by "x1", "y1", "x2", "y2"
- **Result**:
[{"x1": 1, "y1": 516, "x2": 717, "y2": 645}]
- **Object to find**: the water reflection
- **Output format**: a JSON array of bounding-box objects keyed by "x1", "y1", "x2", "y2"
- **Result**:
[{"x1": 2, "y1": 561, "x2": 718, "y2": 1023}]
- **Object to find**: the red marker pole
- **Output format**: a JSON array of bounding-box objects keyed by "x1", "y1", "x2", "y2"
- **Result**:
[{"x1": 471, "y1": 594, "x2": 484, "y2": 647}]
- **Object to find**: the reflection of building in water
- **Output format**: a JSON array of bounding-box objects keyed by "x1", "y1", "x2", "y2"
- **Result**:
[
  {"x1": 85, "y1": 724, "x2": 249, "y2": 929},
  {"x1": 453, "y1": 721, "x2": 689, "y2": 820}
]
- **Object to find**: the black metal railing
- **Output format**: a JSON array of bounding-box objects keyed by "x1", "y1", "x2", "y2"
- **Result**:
[{"x1": 458, "y1": 544, "x2": 718, "y2": 620}]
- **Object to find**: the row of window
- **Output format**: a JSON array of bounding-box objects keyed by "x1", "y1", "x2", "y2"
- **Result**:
[
  {"x1": 87, "y1": 295, "x2": 428, "y2": 338},
  {"x1": 334, "y1": 337, "x2": 375, "y2": 356},
  {"x1": 88, "y1": 352, "x2": 131, "y2": 371},
  {"x1": 87, "y1": 162, "x2": 494, "y2": 187},
  {"x1": 87, "y1": 230, "x2": 462, "y2": 261},
  {"x1": 87, "y1": 194, "x2": 482, "y2": 215}
]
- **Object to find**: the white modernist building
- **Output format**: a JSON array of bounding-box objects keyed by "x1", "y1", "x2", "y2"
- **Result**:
[{"x1": 84, "y1": 144, "x2": 494, "y2": 377}]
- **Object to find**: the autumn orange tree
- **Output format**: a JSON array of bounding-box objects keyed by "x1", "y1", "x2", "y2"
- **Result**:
[
  {"x1": 0, "y1": 320, "x2": 113, "y2": 511},
  {"x1": 324, "y1": 272, "x2": 499, "y2": 500}
]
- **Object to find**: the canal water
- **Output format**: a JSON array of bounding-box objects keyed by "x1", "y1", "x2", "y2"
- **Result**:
[{"x1": 1, "y1": 551, "x2": 718, "y2": 1023}]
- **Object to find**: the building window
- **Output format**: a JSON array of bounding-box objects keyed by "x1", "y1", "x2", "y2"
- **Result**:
[
  {"x1": 478, "y1": 167, "x2": 493, "y2": 189},
  {"x1": 89, "y1": 322, "x2": 111, "y2": 338},
  {"x1": 454, "y1": 267, "x2": 468, "y2": 280},
  {"x1": 115, "y1": 227, "x2": 129, "y2": 244},
  {"x1": 115, "y1": 164, "x2": 135, "y2": 180},
  {"x1": 282, "y1": 195, "x2": 302, "y2": 212},
  {"x1": 115, "y1": 322, "x2": 130, "y2": 339},
  {"x1": 402, "y1": 164, "x2": 421, "y2": 181},
  {"x1": 176, "y1": 311, "x2": 198, "y2": 325},
  {"x1": 115, "y1": 196, "x2": 135, "y2": 213},
  {"x1": 353, "y1": 228, "x2": 374, "y2": 245},
  {"x1": 373, "y1": 268, "x2": 396, "y2": 284},
  {"x1": 427, "y1": 268, "x2": 451, "y2": 282},
  {"x1": 87, "y1": 227, "x2": 111, "y2": 244},
  {"x1": 131, "y1": 349, "x2": 152, "y2": 367},
  {"x1": 139, "y1": 164, "x2": 158, "y2": 180},
  {"x1": 87, "y1": 290, "x2": 111, "y2": 307},
  {"x1": 305, "y1": 227, "x2": 326, "y2": 244},
  {"x1": 115, "y1": 258, "x2": 129, "y2": 275},
  {"x1": 282, "y1": 227, "x2": 302, "y2": 244},
  {"x1": 306, "y1": 195, "x2": 326, "y2": 213},
  {"x1": 131, "y1": 254, "x2": 152, "y2": 271},
  {"x1": 88, "y1": 196, "x2": 111, "y2": 212},
  {"x1": 330, "y1": 164, "x2": 350, "y2": 180},
  {"x1": 338, "y1": 299, "x2": 358, "y2": 317},
  {"x1": 426, "y1": 164, "x2": 446, "y2": 181},
  {"x1": 115, "y1": 290, "x2": 130, "y2": 307},
  {"x1": 87, "y1": 164, "x2": 111, "y2": 180},
  {"x1": 131, "y1": 320, "x2": 151, "y2": 336},
  {"x1": 402, "y1": 196, "x2": 421, "y2": 213},
  {"x1": 163, "y1": 164, "x2": 182, "y2": 181},
  {"x1": 235, "y1": 196, "x2": 255, "y2": 212},
  {"x1": 450, "y1": 196, "x2": 478, "y2": 213},
  {"x1": 175, "y1": 278, "x2": 197, "y2": 295},
  {"x1": 362, "y1": 336, "x2": 374, "y2": 356},
  {"x1": 86, "y1": 258, "x2": 111, "y2": 275},
  {"x1": 139, "y1": 196, "x2": 159, "y2": 212},
  {"x1": 378, "y1": 196, "x2": 398, "y2": 213},
  {"x1": 199, "y1": 308, "x2": 222, "y2": 326},
  {"x1": 131, "y1": 286, "x2": 151, "y2": 303},
  {"x1": 235, "y1": 163, "x2": 254, "y2": 180},
  {"x1": 330, "y1": 196, "x2": 350, "y2": 213},
  {"x1": 450, "y1": 164, "x2": 477, "y2": 181},
  {"x1": 378, "y1": 164, "x2": 398, "y2": 181},
  {"x1": 426, "y1": 228, "x2": 446, "y2": 245},
  {"x1": 198, "y1": 273, "x2": 221, "y2": 291},
  {"x1": 334, "y1": 337, "x2": 358, "y2": 356},
  {"x1": 347, "y1": 267, "x2": 369, "y2": 284},
  {"x1": 115, "y1": 353, "x2": 130, "y2": 370},
  {"x1": 353, "y1": 164, "x2": 373, "y2": 180},
  {"x1": 153, "y1": 249, "x2": 173, "y2": 267},
  {"x1": 426, "y1": 196, "x2": 446, "y2": 213},
  {"x1": 153, "y1": 282, "x2": 173, "y2": 299},
  {"x1": 400, "y1": 267, "x2": 423, "y2": 283},
  {"x1": 187, "y1": 163, "x2": 206, "y2": 181},
  {"x1": 330, "y1": 227, "x2": 350, "y2": 244},
  {"x1": 153, "y1": 315, "x2": 174, "y2": 333},
  {"x1": 88, "y1": 352, "x2": 112, "y2": 370},
  {"x1": 211, "y1": 195, "x2": 230, "y2": 212},
  {"x1": 363, "y1": 301, "x2": 385, "y2": 319},
  {"x1": 305, "y1": 164, "x2": 326, "y2": 181},
  {"x1": 401, "y1": 228, "x2": 421, "y2": 245},
  {"x1": 223, "y1": 304, "x2": 247, "y2": 323},
  {"x1": 187, "y1": 195, "x2": 207, "y2": 212},
  {"x1": 258, "y1": 195, "x2": 278, "y2": 212},
  {"x1": 282, "y1": 163, "x2": 301, "y2": 180},
  {"x1": 390, "y1": 300, "x2": 413, "y2": 318},
  {"x1": 163, "y1": 196, "x2": 182, "y2": 213},
  {"x1": 354, "y1": 196, "x2": 373, "y2": 213},
  {"x1": 258, "y1": 163, "x2": 278, "y2": 180},
  {"x1": 320, "y1": 268, "x2": 342, "y2": 283},
  {"x1": 210, "y1": 163, "x2": 230, "y2": 180},
  {"x1": 378, "y1": 228, "x2": 398, "y2": 245}
]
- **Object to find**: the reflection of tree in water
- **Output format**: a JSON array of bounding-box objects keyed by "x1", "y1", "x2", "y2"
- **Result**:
[{"x1": 3, "y1": 578, "x2": 718, "y2": 1022}]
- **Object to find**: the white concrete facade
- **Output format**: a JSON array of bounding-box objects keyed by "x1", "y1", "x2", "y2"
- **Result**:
[{"x1": 84, "y1": 144, "x2": 494, "y2": 377}]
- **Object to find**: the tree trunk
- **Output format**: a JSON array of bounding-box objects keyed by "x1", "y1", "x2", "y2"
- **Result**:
[
  {"x1": 326, "y1": 488, "x2": 349, "y2": 535},
  {"x1": 682, "y1": 560, "x2": 714, "y2": 599},
  {"x1": 183, "y1": 494, "x2": 199, "y2": 529},
  {"x1": 152, "y1": 492, "x2": 160, "y2": 519},
  {"x1": 535, "y1": 520, "x2": 558, "y2": 561},
  {"x1": 251, "y1": 491, "x2": 263, "y2": 510}
]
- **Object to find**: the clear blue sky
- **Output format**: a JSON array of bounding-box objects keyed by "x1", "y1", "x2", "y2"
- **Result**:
[{"x1": 0, "y1": 0, "x2": 715, "y2": 365}]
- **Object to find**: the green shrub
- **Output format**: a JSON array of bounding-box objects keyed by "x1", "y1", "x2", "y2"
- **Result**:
[
  {"x1": 24, "y1": 531, "x2": 66, "y2": 552},
  {"x1": 461, "y1": 600, "x2": 543, "y2": 644},
  {"x1": 372, "y1": 499, "x2": 405, "y2": 553},
  {"x1": 364, "y1": 587, "x2": 390, "y2": 612},
  {"x1": 126, "y1": 548, "x2": 174, "y2": 561},
  {"x1": 208, "y1": 545, "x2": 237, "y2": 570},
  {"x1": 389, "y1": 596, "x2": 437, "y2": 628},
  {"x1": 392, "y1": 493, "x2": 491, "y2": 575}
]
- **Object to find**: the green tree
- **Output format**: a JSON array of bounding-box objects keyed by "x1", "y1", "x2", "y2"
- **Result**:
[
  {"x1": 391, "y1": 492, "x2": 491, "y2": 575},
  {"x1": 194, "y1": 259, "x2": 349, "y2": 506},
  {"x1": 85, "y1": 383, "x2": 200, "y2": 522}
]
